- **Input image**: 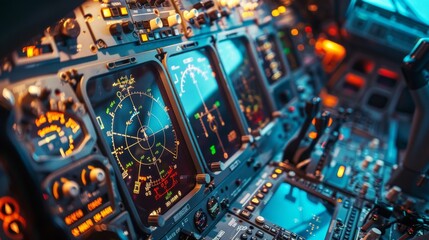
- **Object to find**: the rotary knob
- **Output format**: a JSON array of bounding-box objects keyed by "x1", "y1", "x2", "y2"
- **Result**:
[
  {"x1": 109, "y1": 23, "x2": 123, "y2": 36},
  {"x1": 148, "y1": 214, "x2": 165, "y2": 227},
  {"x1": 62, "y1": 180, "x2": 80, "y2": 198},
  {"x1": 162, "y1": 14, "x2": 182, "y2": 27},
  {"x1": 183, "y1": 9, "x2": 199, "y2": 21},
  {"x1": 60, "y1": 18, "x2": 81, "y2": 38},
  {"x1": 143, "y1": 17, "x2": 163, "y2": 30},
  {"x1": 122, "y1": 21, "x2": 135, "y2": 34},
  {"x1": 90, "y1": 168, "x2": 106, "y2": 184}
]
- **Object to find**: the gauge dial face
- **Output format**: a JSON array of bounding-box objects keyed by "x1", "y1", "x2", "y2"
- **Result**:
[
  {"x1": 168, "y1": 48, "x2": 242, "y2": 166},
  {"x1": 29, "y1": 111, "x2": 85, "y2": 161},
  {"x1": 217, "y1": 38, "x2": 272, "y2": 131},
  {"x1": 86, "y1": 63, "x2": 197, "y2": 222}
]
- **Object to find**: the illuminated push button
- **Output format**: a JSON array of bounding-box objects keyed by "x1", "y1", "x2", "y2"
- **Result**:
[
  {"x1": 245, "y1": 205, "x2": 255, "y2": 212},
  {"x1": 89, "y1": 168, "x2": 106, "y2": 184},
  {"x1": 162, "y1": 14, "x2": 182, "y2": 27},
  {"x1": 255, "y1": 216, "x2": 265, "y2": 225},
  {"x1": 274, "y1": 168, "x2": 283, "y2": 174},
  {"x1": 265, "y1": 182, "x2": 273, "y2": 188},
  {"x1": 148, "y1": 214, "x2": 165, "y2": 227},
  {"x1": 250, "y1": 197, "x2": 260, "y2": 205},
  {"x1": 101, "y1": 8, "x2": 112, "y2": 18},
  {"x1": 62, "y1": 181, "x2": 80, "y2": 198},
  {"x1": 361, "y1": 156, "x2": 373, "y2": 169},
  {"x1": 270, "y1": 173, "x2": 278, "y2": 179},
  {"x1": 256, "y1": 193, "x2": 264, "y2": 199},
  {"x1": 183, "y1": 9, "x2": 199, "y2": 21},
  {"x1": 119, "y1": 6, "x2": 128, "y2": 16}
]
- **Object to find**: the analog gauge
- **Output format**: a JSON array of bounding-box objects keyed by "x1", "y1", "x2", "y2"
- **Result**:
[
  {"x1": 29, "y1": 111, "x2": 85, "y2": 160},
  {"x1": 86, "y1": 63, "x2": 197, "y2": 223}
]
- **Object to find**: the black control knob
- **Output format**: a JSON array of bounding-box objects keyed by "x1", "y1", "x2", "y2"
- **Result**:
[
  {"x1": 109, "y1": 23, "x2": 123, "y2": 36},
  {"x1": 121, "y1": 21, "x2": 135, "y2": 34},
  {"x1": 196, "y1": 13, "x2": 207, "y2": 25},
  {"x1": 207, "y1": 9, "x2": 221, "y2": 22},
  {"x1": 194, "y1": 209, "x2": 208, "y2": 232},
  {"x1": 60, "y1": 18, "x2": 80, "y2": 38},
  {"x1": 207, "y1": 197, "x2": 220, "y2": 218}
]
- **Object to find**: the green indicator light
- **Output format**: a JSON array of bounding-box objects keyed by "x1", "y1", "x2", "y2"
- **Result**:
[
  {"x1": 210, "y1": 145, "x2": 216, "y2": 155},
  {"x1": 215, "y1": 101, "x2": 220, "y2": 107},
  {"x1": 110, "y1": 100, "x2": 115, "y2": 108},
  {"x1": 106, "y1": 108, "x2": 110, "y2": 114},
  {"x1": 194, "y1": 113, "x2": 200, "y2": 120},
  {"x1": 283, "y1": 48, "x2": 291, "y2": 55}
]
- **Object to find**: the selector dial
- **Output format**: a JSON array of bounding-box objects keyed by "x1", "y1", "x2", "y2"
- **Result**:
[
  {"x1": 89, "y1": 168, "x2": 106, "y2": 184},
  {"x1": 207, "y1": 197, "x2": 220, "y2": 218},
  {"x1": 184, "y1": 9, "x2": 199, "y2": 21},
  {"x1": 60, "y1": 18, "x2": 81, "y2": 38},
  {"x1": 61, "y1": 180, "x2": 80, "y2": 198},
  {"x1": 194, "y1": 209, "x2": 208, "y2": 232}
]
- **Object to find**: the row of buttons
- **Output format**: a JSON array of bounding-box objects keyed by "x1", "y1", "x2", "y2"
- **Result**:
[
  {"x1": 139, "y1": 28, "x2": 180, "y2": 42},
  {"x1": 239, "y1": 228, "x2": 265, "y2": 239},
  {"x1": 102, "y1": 7, "x2": 129, "y2": 18}
]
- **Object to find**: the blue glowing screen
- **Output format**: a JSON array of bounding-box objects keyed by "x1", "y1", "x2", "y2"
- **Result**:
[{"x1": 261, "y1": 183, "x2": 333, "y2": 239}]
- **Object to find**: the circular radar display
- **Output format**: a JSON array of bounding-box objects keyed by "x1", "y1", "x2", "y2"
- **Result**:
[
  {"x1": 110, "y1": 89, "x2": 180, "y2": 201},
  {"x1": 30, "y1": 111, "x2": 85, "y2": 160},
  {"x1": 87, "y1": 64, "x2": 197, "y2": 221}
]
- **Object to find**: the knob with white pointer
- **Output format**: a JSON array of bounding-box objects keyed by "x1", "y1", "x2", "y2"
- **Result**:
[
  {"x1": 143, "y1": 17, "x2": 163, "y2": 30},
  {"x1": 62, "y1": 180, "x2": 80, "y2": 198},
  {"x1": 162, "y1": 14, "x2": 182, "y2": 27},
  {"x1": 183, "y1": 9, "x2": 199, "y2": 21},
  {"x1": 90, "y1": 168, "x2": 106, "y2": 184}
]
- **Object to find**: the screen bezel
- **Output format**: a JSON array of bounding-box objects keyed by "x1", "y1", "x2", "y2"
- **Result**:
[
  {"x1": 160, "y1": 40, "x2": 253, "y2": 176},
  {"x1": 77, "y1": 54, "x2": 206, "y2": 233}
]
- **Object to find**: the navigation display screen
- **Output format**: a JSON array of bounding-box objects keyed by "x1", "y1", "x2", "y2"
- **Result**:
[
  {"x1": 261, "y1": 183, "x2": 333, "y2": 239},
  {"x1": 217, "y1": 37, "x2": 272, "y2": 131},
  {"x1": 168, "y1": 48, "x2": 242, "y2": 166},
  {"x1": 86, "y1": 63, "x2": 197, "y2": 224}
]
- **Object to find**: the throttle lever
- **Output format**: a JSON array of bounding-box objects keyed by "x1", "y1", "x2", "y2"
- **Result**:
[
  {"x1": 282, "y1": 97, "x2": 321, "y2": 165},
  {"x1": 297, "y1": 110, "x2": 331, "y2": 164},
  {"x1": 388, "y1": 38, "x2": 429, "y2": 200}
]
